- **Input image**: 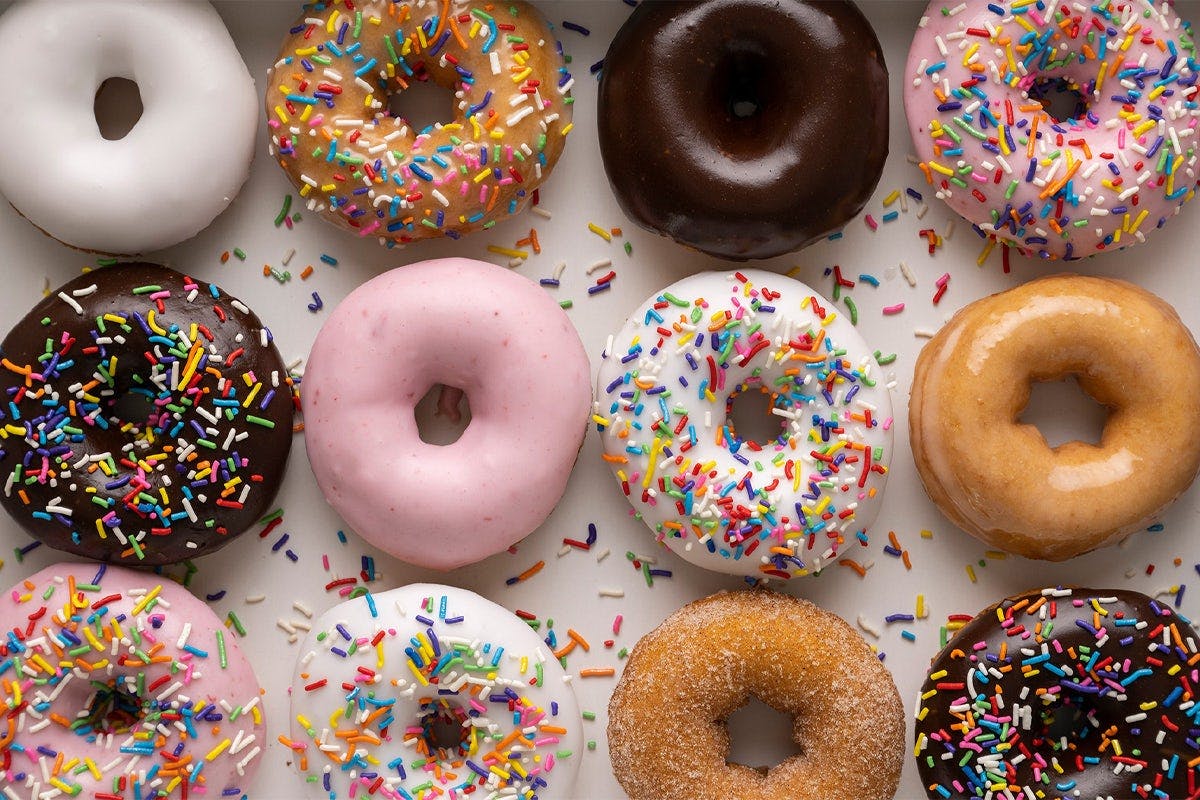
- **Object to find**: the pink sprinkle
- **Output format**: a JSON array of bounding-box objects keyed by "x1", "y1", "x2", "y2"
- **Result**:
[
  {"x1": 882, "y1": 303, "x2": 905, "y2": 315},
  {"x1": 613, "y1": 614, "x2": 623, "y2": 635},
  {"x1": 935, "y1": 273, "x2": 950, "y2": 287},
  {"x1": 864, "y1": 214, "x2": 879, "y2": 231}
]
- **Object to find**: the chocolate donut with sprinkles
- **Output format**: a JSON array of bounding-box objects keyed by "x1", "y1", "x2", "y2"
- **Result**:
[
  {"x1": 914, "y1": 586, "x2": 1200, "y2": 799},
  {"x1": 0, "y1": 562, "x2": 266, "y2": 799},
  {"x1": 0, "y1": 264, "x2": 294, "y2": 565},
  {"x1": 265, "y1": 0, "x2": 573, "y2": 244},
  {"x1": 597, "y1": 0, "x2": 889, "y2": 260},
  {"x1": 905, "y1": 0, "x2": 1200, "y2": 260},
  {"x1": 593, "y1": 269, "x2": 893, "y2": 579}
]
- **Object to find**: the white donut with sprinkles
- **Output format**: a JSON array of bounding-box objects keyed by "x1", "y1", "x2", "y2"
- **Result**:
[
  {"x1": 286, "y1": 584, "x2": 582, "y2": 798},
  {"x1": 594, "y1": 270, "x2": 894, "y2": 580},
  {"x1": 905, "y1": 0, "x2": 1200, "y2": 260}
]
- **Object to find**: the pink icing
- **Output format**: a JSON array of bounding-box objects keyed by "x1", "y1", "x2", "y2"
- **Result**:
[
  {"x1": 303, "y1": 258, "x2": 591, "y2": 570},
  {"x1": 0, "y1": 562, "x2": 265, "y2": 797}
]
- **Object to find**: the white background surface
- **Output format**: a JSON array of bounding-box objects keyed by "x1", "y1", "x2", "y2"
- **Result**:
[{"x1": 2, "y1": 1, "x2": 1200, "y2": 797}]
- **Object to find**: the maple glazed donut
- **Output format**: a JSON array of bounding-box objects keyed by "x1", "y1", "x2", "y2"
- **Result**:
[
  {"x1": 910, "y1": 274, "x2": 1200, "y2": 561},
  {"x1": 608, "y1": 589, "x2": 905, "y2": 800},
  {"x1": 266, "y1": 0, "x2": 573, "y2": 244},
  {"x1": 915, "y1": 586, "x2": 1200, "y2": 799},
  {"x1": 303, "y1": 258, "x2": 590, "y2": 570},
  {"x1": 0, "y1": 0, "x2": 257, "y2": 254},
  {"x1": 905, "y1": 0, "x2": 1200, "y2": 260},
  {"x1": 0, "y1": 263, "x2": 295, "y2": 565},
  {"x1": 597, "y1": 0, "x2": 889, "y2": 260},
  {"x1": 287, "y1": 583, "x2": 582, "y2": 798},
  {"x1": 0, "y1": 562, "x2": 265, "y2": 799},
  {"x1": 594, "y1": 270, "x2": 893, "y2": 579}
]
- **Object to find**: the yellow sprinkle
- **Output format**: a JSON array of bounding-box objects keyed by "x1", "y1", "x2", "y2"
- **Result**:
[
  {"x1": 206, "y1": 739, "x2": 232, "y2": 761},
  {"x1": 587, "y1": 222, "x2": 612, "y2": 242}
]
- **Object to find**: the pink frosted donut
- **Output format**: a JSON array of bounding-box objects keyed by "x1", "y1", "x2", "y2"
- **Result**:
[
  {"x1": 0, "y1": 563, "x2": 265, "y2": 797},
  {"x1": 303, "y1": 258, "x2": 590, "y2": 569},
  {"x1": 904, "y1": 0, "x2": 1200, "y2": 260}
]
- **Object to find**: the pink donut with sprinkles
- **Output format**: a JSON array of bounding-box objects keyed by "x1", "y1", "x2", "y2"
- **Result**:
[
  {"x1": 303, "y1": 258, "x2": 590, "y2": 570},
  {"x1": 904, "y1": 0, "x2": 1200, "y2": 260},
  {"x1": 0, "y1": 563, "x2": 265, "y2": 798}
]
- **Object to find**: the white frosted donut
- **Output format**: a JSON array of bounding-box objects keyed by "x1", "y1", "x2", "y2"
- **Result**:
[
  {"x1": 287, "y1": 584, "x2": 582, "y2": 799},
  {"x1": 594, "y1": 269, "x2": 894, "y2": 579},
  {"x1": 0, "y1": 0, "x2": 257, "y2": 254}
]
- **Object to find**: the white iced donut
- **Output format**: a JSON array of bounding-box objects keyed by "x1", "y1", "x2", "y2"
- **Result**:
[
  {"x1": 594, "y1": 269, "x2": 894, "y2": 579},
  {"x1": 287, "y1": 584, "x2": 582, "y2": 798},
  {"x1": 0, "y1": 0, "x2": 257, "y2": 254}
]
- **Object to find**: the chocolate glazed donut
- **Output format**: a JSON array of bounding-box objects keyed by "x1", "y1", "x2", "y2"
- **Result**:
[
  {"x1": 915, "y1": 586, "x2": 1200, "y2": 799},
  {"x1": 597, "y1": 0, "x2": 889, "y2": 261},
  {"x1": 0, "y1": 263, "x2": 294, "y2": 564}
]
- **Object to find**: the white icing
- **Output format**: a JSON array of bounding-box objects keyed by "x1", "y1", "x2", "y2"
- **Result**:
[
  {"x1": 289, "y1": 584, "x2": 582, "y2": 799},
  {"x1": 0, "y1": 0, "x2": 257, "y2": 253}
]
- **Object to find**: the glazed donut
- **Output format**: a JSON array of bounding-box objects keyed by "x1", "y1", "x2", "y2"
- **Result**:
[
  {"x1": 915, "y1": 586, "x2": 1200, "y2": 799},
  {"x1": 0, "y1": 562, "x2": 265, "y2": 798},
  {"x1": 909, "y1": 274, "x2": 1200, "y2": 560},
  {"x1": 266, "y1": 0, "x2": 573, "y2": 245},
  {"x1": 0, "y1": 263, "x2": 295, "y2": 565},
  {"x1": 0, "y1": 0, "x2": 257, "y2": 255},
  {"x1": 597, "y1": 0, "x2": 889, "y2": 261},
  {"x1": 608, "y1": 589, "x2": 904, "y2": 800},
  {"x1": 593, "y1": 269, "x2": 893, "y2": 579},
  {"x1": 287, "y1": 583, "x2": 582, "y2": 798},
  {"x1": 904, "y1": 0, "x2": 1200, "y2": 260},
  {"x1": 303, "y1": 258, "x2": 589, "y2": 570}
]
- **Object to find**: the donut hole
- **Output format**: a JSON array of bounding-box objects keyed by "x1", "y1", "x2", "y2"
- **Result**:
[
  {"x1": 708, "y1": 43, "x2": 773, "y2": 130},
  {"x1": 80, "y1": 677, "x2": 146, "y2": 736},
  {"x1": 1043, "y1": 698, "x2": 1087, "y2": 742},
  {"x1": 417, "y1": 699, "x2": 471, "y2": 756},
  {"x1": 109, "y1": 388, "x2": 159, "y2": 429},
  {"x1": 725, "y1": 386, "x2": 787, "y2": 447},
  {"x1": 387, "y1": 73, "x2": 455, "y2": 133},
  {"x1": 1018, "y1": 375, "x2": 1109, "y2": 448},
  {"x1": 94, "y1": 77, "x2": 143, "y2": 141},
  {"x1": 1029, "y1": 77, "x2": 1089, "y2": 124},
  {"x1": 724, "y1": 696, "x2": 803, "y2": 772},
  {"x1": 414, "y1": 384, "x2": 472, "y2": 446}
]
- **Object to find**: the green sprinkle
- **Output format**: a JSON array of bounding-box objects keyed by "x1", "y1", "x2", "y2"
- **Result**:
[
  {"x1": 558, "y1": 299, "x2": 573, "y2": 309},
  {"x1": 131, "y1": 285, "x2": 162, "y2": 295},
  {"x1": 843, "y1": 296, "x2": 858, "y2": 325},
  {"x1": 274, "y1": 194, "x2": 293, "y2": 228},
  {"x1": 226, "y1": 611, "x2": 247, "y2": 637},
  {"x1": 246, "y1": 415, "x2": 276, "y2": 429},
  {"x1": 216, "y1": 630, "x2": 228, "y2": 669}
]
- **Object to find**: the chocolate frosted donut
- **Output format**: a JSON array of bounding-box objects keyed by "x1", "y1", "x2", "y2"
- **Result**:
[
  {"x1": 597, "y1": 0, "x2": 889, "y2": 261},
  {"x1": 0, "y1": 263, "x2": 294, "y2": 564},
  {"x1": 915, "y1": 586, "x2": 1200, "y2": 799}
]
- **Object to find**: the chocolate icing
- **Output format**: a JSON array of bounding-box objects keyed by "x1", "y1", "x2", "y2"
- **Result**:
[
  {"x1": 597, "y1": 0, "x2": 889, "y2": 261},
  {"x1": 915, "y1": 586, "x2": 1200, "y2": 799},
  {"x1": 0, "y1": 263, "x2": 294, "y2": 564}
]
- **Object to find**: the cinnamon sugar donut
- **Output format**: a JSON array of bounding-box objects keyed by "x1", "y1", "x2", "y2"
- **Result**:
[
  {"x1": 910, "y1": 274, "x2": 1200, "y2": 560},
  {"x1": 607, "y1": 589, "x2": 904, "y2": 800}
]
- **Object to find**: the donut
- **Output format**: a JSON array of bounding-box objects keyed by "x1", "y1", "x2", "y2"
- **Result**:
[
  {"x1": 0, "y1": 562, "x2": 265, "y2": 798},
  {"x1": 0, "y1": 0, "x2": 257, "y2": 255},
  {"x1": 303, "y1": 258, "x2": 589, "y2": 570},
  {"x1": 909, "y1": 274, "x2": 1200, "y2": 560},
  {"x1": 265, "y1": 0, "x2": 573, "y2": 245},
  {"x1": 597, "y1": 0, "x2": 889, "y2": 261},
  {"x1": 0, "y1": 263, "x2": 295, "y2": 565},
  {"x1": 593, "y1": 269, "x2": 893, "y2": 579},
  {"x1": 904, "y1": 0, "x2": 1200, "y2": 260},
  {"x1": 287, "y1": 583, "x2": 582, "y2": 798},
  {"x1": 915, "y1": 585, "x2": 1200, "y2": 799},
  {"x1": 608, "y1": 589, "x2": 904, "y2": 800}
]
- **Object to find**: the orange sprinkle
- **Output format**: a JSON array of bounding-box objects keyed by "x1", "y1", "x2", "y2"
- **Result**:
[{"x1": 579, "y1": 668, "x2": 616, "y2": 678}]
